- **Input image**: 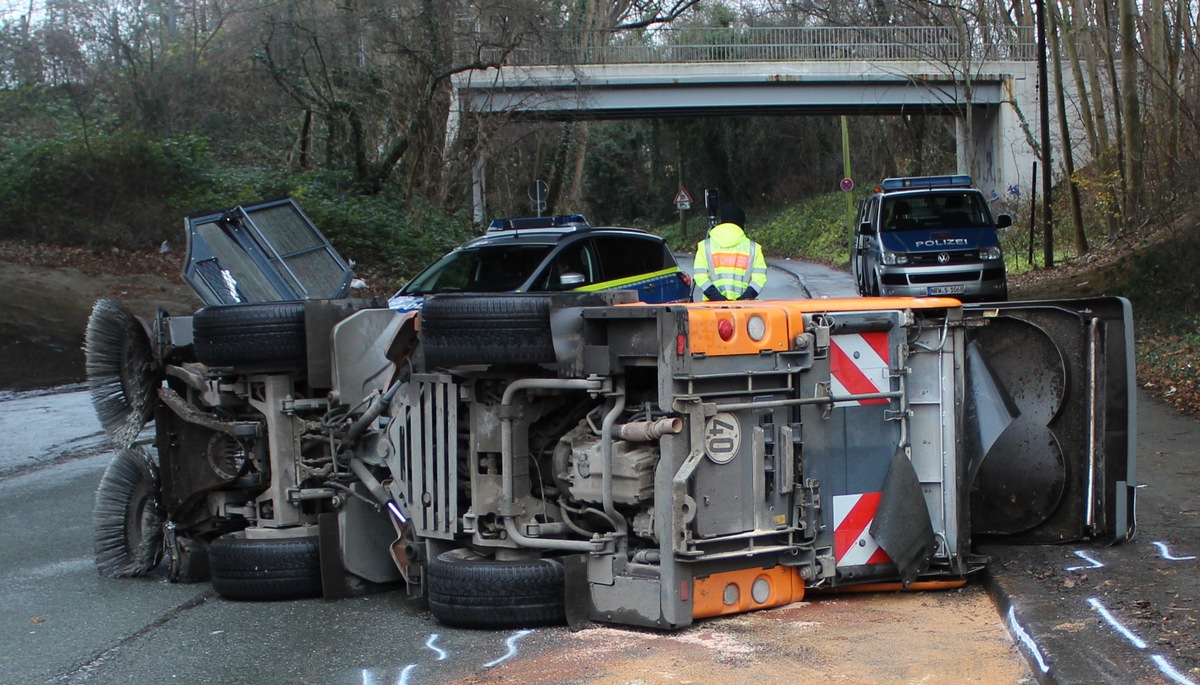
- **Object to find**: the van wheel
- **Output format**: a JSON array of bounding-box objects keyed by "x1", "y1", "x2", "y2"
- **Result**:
[
  {"x1": 425, "y1": 549, "x2": 565, "y2": 628},
  {"x1": 208, "y1": 531, "x2": 322, "y2": 601},
  {"x1": 420, "y1": 294, "x2": 555, "y2": 368},
  {"x1": 93, "y1": 447, "x2": 165, "y2": 578},
  {"x1": 192, "y1": 302, "x2": 307, "y2": 367}
]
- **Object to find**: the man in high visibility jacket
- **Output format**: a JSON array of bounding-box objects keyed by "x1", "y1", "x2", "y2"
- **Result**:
[{"x1": 693, "y1": 203, "x2": 768, "y2": 301}]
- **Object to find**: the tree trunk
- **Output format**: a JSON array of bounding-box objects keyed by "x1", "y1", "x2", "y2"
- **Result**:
[
  {"x1": 566, "y1": 121, "x2": 590, "y2": 212},
  {"x1": 1086, "y1": 0, "x2": 1113, "y2": 155},
  {"x1": 1119, "y1": 0, "x2": 1144, "y2": 228},
  {"x1": 1099, "y1": 0, "x2": 1128, "y2": 235},
  {"x1": 1051, "y1": 5, "x2": 1088, "y2": 254},
  {"x1": 298, "y1": 109, "x2": 312, "y2": 169},
  {"x1": 1058, "y1": 0, "x2": 1099, "y2": 155}
]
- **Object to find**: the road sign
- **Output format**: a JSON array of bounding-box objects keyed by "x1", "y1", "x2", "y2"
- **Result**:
[
  {"x1": 674, "y1": 186, "x2": 693, "y2": 205},
  {"x1": 529, "y1": 180, "x2": 549, "y2": 216},
  {"x1": 840, "y1": 177, "x2": 855, "y2": 192},
  {"x1": 528, "y1": 180, "x2": 549, "y2": 202}
]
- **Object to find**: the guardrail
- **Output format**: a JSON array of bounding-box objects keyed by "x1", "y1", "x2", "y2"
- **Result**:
[{"x1": 500, "y1": 26, "x2": 1037, "y2": 65}]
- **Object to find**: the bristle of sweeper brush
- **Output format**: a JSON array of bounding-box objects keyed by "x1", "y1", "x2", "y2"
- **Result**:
[
  {"x1": 84, "y1": 298, "x2": 159, "y2": 448},
  {"x1": 93, "y1": 446, "x2": 165, "y2": 577}
]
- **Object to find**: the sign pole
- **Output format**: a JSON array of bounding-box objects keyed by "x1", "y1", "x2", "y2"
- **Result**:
[
  {"x1": 841, "y1": 116, "x2": 855, "y2": 245},
  {"x1": 679, "y1": 156, "x2": 687, "y2": 241}
]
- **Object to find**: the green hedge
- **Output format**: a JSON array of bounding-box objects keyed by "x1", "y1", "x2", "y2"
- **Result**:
[
  {"x1": 0, "y1": 132, "x2": 214, "y2": 248},
  {"x1": 0, "y1": 134, "x2": 474, "y2": 281}
]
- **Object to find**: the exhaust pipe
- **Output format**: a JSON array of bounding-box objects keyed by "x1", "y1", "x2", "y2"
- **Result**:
[{"x1": 611, "y1": 417, "x2": 683, "y2": 442}]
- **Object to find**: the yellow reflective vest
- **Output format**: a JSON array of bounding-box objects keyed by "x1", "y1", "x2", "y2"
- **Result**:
[{"x1": 693, "y1": 223, "x2": 768, "y2": 300}]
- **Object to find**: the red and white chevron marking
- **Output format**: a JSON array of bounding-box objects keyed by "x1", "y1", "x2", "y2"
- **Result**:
[
  {"x1": 832, "y1": 492, "x2": 892, "y2": 567},
  {"x1": 829, "y1": 332, "x2": 891, "y2": 406}
]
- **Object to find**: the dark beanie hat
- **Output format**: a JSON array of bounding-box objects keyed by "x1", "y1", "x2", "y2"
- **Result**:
[{"x1": 719, "y1": 203, "x2": 745, "y2": 228}]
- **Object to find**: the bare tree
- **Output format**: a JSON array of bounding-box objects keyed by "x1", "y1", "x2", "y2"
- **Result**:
[
  {"x1": 1118, "y1": 0, "x2": 1142, "y2": 222},
  {"x1": 1050, "y1": 3, "x2": 1087, "y2": 254},
  {"x1": 256, "y1": 0, "x2": 546, "y2": 195}
]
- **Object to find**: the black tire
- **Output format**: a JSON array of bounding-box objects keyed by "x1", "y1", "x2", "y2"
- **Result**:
[
  {"x1": 192, "y1": 302, "x2": 307, "y2": 367},
  {"x1": 208, "y1": 531, "x2": 322, "y2": 601},
  {"x1": 420, "y1": 294, "x2": 555, "y2": 368},
  {"x1": 425, "y1": 549, "x2": 565, "y2": 629},
  {"x1": 94, "y1": 447, "x2": 165, "y2": 578}
]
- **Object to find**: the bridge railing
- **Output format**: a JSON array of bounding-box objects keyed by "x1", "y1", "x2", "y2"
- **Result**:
[{"x1": 501, "y1": 26, "x2": 1037, "y2": 66}]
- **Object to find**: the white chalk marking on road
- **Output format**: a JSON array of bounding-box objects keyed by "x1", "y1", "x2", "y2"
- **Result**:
[
  {"x1": 1007, "y1": 606, "x2": 1050, "y2": 673},
  {"x1": 1065, "y1": 549, "x2": 1104, "y2": 572},
  {"x1": 425, "y1": 633, "x2": 448, "y2": 660},
  {"x1": 396, "y1": 663, "x2": 417, "y2": 685},
  {"x1": 483, "y1": 629, "x2": 533, "y2": 668},
  {"x1": 1087, "y1": 597, "x2": 1148, "y2": 649},
  {"x1": 1152, "y1": 541, "x2": 1197, "y2": 561},
  {"x1": 1151, "y1": 654, "x2": 1199, "y2": 685}
]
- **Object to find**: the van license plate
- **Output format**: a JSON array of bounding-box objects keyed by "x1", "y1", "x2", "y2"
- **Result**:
[{"x1": 928, "y1": 285, "x2": 966, "y2": 295}]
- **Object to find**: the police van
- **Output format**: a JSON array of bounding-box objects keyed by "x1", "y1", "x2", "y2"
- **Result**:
[{"x1": 851, "y1": 175, "x2": 1011, "y2": 301}]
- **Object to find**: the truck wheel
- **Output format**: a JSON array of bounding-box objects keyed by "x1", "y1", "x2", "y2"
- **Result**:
[
  {"x1": 425, "y1": 548, "x2": 565, "y2": 628},
  {"x1": 208, "y1": 531, "x2": 322, "y2": 601},
  {"x1": 192, "y1": 302, "x2": 307, "y2": 367},
  {"x1": 93, "y1": 447, "x2": 165, "y2": 578},
  {"x1": 420, "y1": 294, "x2": 555, "y2": 368}
]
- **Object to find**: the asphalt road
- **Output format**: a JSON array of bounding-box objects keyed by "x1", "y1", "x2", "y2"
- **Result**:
[{"x1": 1, "y1": 262, "x2": 1196, "y2": 685}]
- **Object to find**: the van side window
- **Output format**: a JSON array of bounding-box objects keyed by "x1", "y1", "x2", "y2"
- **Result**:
[{"x1": 856, "y1": 198, "x2": 873, "y2": 231}]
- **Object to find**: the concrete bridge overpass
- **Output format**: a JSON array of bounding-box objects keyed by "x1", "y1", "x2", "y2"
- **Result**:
[{"x1": 449, "y1": 26, "x2": 1044, "y2": 201}]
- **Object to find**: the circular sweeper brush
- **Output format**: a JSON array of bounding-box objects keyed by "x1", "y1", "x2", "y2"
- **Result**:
[
  {"x1": 93, "y1": 446, "x2": 165, "y2": 577},
  {"x1": 84, "y1": 298, "x2": 160, "y2": 448}
]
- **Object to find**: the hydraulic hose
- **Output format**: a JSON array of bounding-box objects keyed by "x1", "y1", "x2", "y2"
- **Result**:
[
  {"x1": 498, "y1": 377, "x2": 605, "y2": 552},
  {"x1": 500, "y1": 378, "x2": 603, "y2": 504},
  {"x1": 599, "y1": 386, "x2": 629, "y2": 537}
]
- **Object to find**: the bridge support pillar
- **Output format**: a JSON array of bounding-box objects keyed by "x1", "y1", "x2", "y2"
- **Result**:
[{"x1": 957, "y1": 71, "x2": 1041, "y2": 204}]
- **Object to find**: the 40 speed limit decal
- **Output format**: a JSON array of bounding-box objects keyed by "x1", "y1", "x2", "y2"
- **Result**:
[{"x1": 704, "y1": 412, "x2": 741, "y2": 464}]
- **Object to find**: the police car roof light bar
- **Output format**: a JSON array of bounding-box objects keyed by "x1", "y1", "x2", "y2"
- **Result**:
[
  {"x1": 487, "y1": 214, "x2": 590, "y2": 232},
  {"x1": 881, "y1": 175, "x2": 973, "y2": 192}
]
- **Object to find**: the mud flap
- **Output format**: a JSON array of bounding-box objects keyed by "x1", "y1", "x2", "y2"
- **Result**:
[
  {"x1": 562, "y1": 554, "x2": 592, "y2": 631},
  {"x1": 319, "y1": 512, "x2": 349, "y2": 600},
  {"x1": 870, "y1": 449, "x2": 937, "y2": 586},
  {"x1": 964, "y1": 298, "x2": 1136, "y2": 544}
]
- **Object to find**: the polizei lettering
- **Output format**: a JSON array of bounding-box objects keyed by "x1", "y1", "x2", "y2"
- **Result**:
[{"x1": 915, "y1": 238, "x2": 970, "y2": 248}]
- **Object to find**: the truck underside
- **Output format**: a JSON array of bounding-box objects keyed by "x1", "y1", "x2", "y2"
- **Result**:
[{"x1": 88, "y1": 288, "x2": 1135, "y2": 630}]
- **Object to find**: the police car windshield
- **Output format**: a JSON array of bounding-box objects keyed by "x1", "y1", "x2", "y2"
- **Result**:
[
  {"x1": 402, "y1": 244, "x2": 554, "y2": 294},
  {"x1": 882, "y1": 192, "x2": 990, "y2": 231}
]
